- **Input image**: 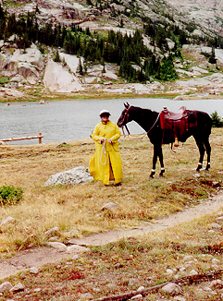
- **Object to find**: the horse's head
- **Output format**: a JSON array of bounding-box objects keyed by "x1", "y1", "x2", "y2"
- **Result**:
[{"x1": 117, "y1": 102, "x2": 133, "y2": 127}]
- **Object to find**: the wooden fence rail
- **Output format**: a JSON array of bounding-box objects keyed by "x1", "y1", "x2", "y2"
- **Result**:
[{"x1": 0, "y1": 133, "x2": 43, "y2": 144}]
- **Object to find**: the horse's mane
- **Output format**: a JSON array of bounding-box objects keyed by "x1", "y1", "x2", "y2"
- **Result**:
[{"x1": 129, "y1": 106, "x2": 159, "y2": 132}]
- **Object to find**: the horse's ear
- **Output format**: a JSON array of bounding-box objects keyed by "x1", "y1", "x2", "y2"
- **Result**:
[
  {"x1": 126, "y1": 102, "x2": 130, "y2": 107},
  {"x1": 124, "y1": 102, "x2": 130, "y2": 108}
]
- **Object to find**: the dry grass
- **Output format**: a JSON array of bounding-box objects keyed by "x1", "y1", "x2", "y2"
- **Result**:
[
  {"x1": 0, "y1": 129, "x2": 223, "y2": 255},
  {"x1": 1, "y1": 209, "x2": 222, "y2": 301}
]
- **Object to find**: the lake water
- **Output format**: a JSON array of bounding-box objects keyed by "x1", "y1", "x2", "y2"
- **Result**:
[{"x1": 0, "y1": 98, "x2": 223, "y2": 144}]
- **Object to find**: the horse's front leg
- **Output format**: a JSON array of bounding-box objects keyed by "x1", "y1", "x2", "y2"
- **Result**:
[
  {"x1": 157, "y1": 146, "x2": 165, "y2": 177},
  {"x1": 150, "y1": 146, "x2": 158, "y2": 178},
  {"x1": 204, "y1": 139, "x2": 211, "y2": 171}
]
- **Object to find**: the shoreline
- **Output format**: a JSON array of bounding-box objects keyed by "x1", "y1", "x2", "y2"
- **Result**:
[
  {"x1": 0, "y1": 92, "x2": 177, "y2": 103},
  {"x1": 1, "y1": 91, "x2": 223, "y2": 103}
]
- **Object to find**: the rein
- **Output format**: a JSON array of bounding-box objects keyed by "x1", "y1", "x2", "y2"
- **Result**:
[
  {"x1": 122, "y1": 125, "x2": 130, "y2": 137},
  {"x1": 147, "y1": 112, "x2": 161, "y2": 135}
]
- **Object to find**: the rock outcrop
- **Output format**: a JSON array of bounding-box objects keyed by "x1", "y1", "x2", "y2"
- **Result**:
[
  {"x1": 43, "y1": 59, "x2": 83, "y2": 93},
  {"x1": 45, "y1": 166, "x2": 93, "y2": 186}
]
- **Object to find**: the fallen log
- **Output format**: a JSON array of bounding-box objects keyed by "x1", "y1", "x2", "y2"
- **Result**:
[{"x1": 0, "y1": 133, "x2": 43, "y2": 144}]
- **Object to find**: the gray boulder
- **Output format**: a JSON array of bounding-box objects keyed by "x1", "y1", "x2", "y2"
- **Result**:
[{"x1": 45, "y1": 166, "x2": 93, "y2": 186}]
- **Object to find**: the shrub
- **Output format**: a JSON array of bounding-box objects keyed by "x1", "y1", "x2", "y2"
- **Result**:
[
  {"x1": 0, "y1": 76, "x2": 10, "y2": 85},
  {"x1": 211, "y1": 111, "x2": 223, "y2": 127},
  {"x1": 0, "y1": 185, "x2": 23, "y2": 206}
]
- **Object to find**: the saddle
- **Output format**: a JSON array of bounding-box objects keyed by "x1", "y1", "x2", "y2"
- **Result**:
[{"x1": 159, "y1": 106, "x2": 189, "y2": 146}]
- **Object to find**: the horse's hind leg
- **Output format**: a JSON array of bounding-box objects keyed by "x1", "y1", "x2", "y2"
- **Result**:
[
  {"x1": 158, "y1": 146, "x2": 165, "y2": 177},
  {"x1": 204, "y1": 139, "x2": 211, "y2": 170},
  {"x1": 194, "y1": 137, "x2": 205, "y2": 171}
]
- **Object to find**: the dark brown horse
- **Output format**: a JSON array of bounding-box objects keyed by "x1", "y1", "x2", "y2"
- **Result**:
[{"x1": 117, "y1": 103, "x2": 212, "y2": 177}]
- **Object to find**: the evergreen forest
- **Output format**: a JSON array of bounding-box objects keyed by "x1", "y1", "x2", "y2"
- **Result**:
[{"x1": 0, "y1": 4, "x2": 222, "y2": 82}]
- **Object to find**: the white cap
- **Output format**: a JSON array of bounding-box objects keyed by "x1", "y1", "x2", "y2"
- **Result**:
[{"x1": 99, "y1": 109, "x2": 111, "y2": 117}]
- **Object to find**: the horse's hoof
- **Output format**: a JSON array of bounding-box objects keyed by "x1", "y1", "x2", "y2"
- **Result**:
[
  {"x1": 196, "y1": 165, "x2": 202, "y2": 172},
  {"x1": 159, "y1": 173, "x2": 164, "y2": 177},
  {"x1": 150, "y1": 170, "x2": 155, "y2": 178},
  {"x1": 159, "y1": 169, "x2": 165, "y2": 177},
  {"x1": 205, "y1": 163, "x2": 210, "y2": 171}
]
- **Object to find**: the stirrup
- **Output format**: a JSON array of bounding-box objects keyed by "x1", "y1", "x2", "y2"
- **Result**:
[{"x1": 174, "y1": 137, "x2": 179, "y2": 147}]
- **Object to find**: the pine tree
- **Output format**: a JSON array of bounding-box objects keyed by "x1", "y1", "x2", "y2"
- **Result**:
[
  {"x1": 77, "y1": 57, "x2": 84, "y2": 75},
  {"x1": 53, "y1": 49, "x2": 61, "y2": 62},
  {"x1": 209, "y1": 47, "x2": 217, "y2": 64},
  {"x1": 157, "y1": 56, "x2": 177, "y2": 81}
]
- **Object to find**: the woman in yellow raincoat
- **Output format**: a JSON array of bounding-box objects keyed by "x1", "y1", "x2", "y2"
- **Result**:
[{"x1": 89, "y1": 110, "x2": 123, "y2": 186}]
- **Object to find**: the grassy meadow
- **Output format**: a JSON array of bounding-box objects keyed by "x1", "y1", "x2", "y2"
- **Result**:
[{"x1": 0, "y1": 128, "x2": 223, "y2": 256}]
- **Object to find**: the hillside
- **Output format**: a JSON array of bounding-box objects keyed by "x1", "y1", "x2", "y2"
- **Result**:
[{"x1": 0, "y1": 0, "x2": 223, "y2": 100}]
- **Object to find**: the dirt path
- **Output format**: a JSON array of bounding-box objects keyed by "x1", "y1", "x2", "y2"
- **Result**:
[{"x1": 0, "y1": 193, "x2": 222, "y2": 280}]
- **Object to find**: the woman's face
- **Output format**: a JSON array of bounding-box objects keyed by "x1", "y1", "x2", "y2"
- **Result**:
[{"x1": 101, "y1": 114, "x2": 110, "y2": 124}]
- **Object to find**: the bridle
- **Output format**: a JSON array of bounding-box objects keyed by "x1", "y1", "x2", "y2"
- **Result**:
[{"x1": 120, "y1": 106, "x2": 131, "y2": 137}]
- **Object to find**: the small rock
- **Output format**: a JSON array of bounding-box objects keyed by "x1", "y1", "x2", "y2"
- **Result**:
[
  {"x1": 179, "y1": 267, "x2": 186, "y2": 272},
  {"x1": 212, "y1": 258, "x2": 220, "y2": 265},
  {"x1": 48, "y1": 236, "x2": 60, "y2": 242},
  {"x1": 166, "y1": 268, "x2": 174, "y2": 275},
  {"x1": 101, "y1": 202, "x2": 119, "y2": 212},
  {"x1": 184, "y1": 261, "x2": 194, "y2": 269},
  {"x1": 173, "y1": 296, "x2": 186, "y2": 301},
  {"x1": 10, "y1": 283, "x2": 25, "y2": 292},
  {"x1": 194, "y1": 173, "x2": 200, "y2": 178},
  {"x1": 210, "y1": 223, "x2": 221, "y2": 230},
  {"x1": 33, "y1": 288, "x2": 41, "y2": 293},
  {"x1": 137, "y1": 286, "x2": 145, "y2": 292},
  {"x1": 211, "y1": 264, "x2": 219, "y2": 269},
  {"x1": 212, "y1": 181, "x2": 221, "y2": 188},
  {"x1": 78, "y1": 293, "x2": 94, "y2": 300},
  {"x1": 114, "y1": 262, "x2": 124, "y2": 268},
  {"x1": 72, "y1": 254, "x2": 79, "y2": 260},
  {"x1": 161, "y1": 282, "x2": 182, "y2": 296},
  {"x1": 0, "y1": 216, "x2": 15, "y2": 227},
  {"x1": 92, "y1": 287, "x2": 101, "y2": 293},
  {"x1": 47, "y1": 242, "x2": 67, "y2": 252},
  {"x1": 189, "y1": 269, "x2": 198, "y2": 276},
  {"x1": 183, "y1": 255, "x2": 194, "y2": 262},
  {"x1": 66, "y1": 245, "x2": 89, "y2": 254},
  {"x1": 29, "y1": 267, "x2": 39, "y2": 274},
  {"x1": 210, "y1": 279, "x2": 223, "y2": 289},
  {"x1": 216, "y1": 216, "x2": 223, "y2": 222},
  {"x1": 0, "y1": 282, "x2": 13, "y2": 293},
  {"x1": 130, "y1": 294, "x2": 143, "y2": 300},
  {"x1": 203, "y1": 287, "x2": 213, "y2": 292},
  {"x1": 45, "y1": 227, "x2": 60, "y2": 238},
  {"x1": 128, "y1": 278, "x2": 138, "y2": 286}
]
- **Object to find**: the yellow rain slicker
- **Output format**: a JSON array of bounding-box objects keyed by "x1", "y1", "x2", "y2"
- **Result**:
[{"x1": 89, "y1": 121, "x2": 123, "y2": 185}]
